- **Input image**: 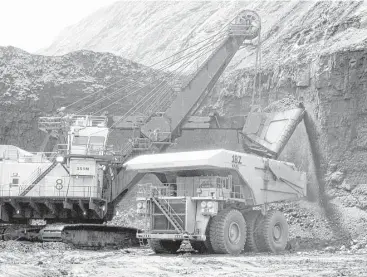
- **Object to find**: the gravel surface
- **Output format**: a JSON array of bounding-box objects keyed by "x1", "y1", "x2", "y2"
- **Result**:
[{"x1": 1, "y1": 243, "x2": 367, "y2": 277}]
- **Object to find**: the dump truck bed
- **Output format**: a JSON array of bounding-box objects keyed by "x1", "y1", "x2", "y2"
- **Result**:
[{"x1": 124, "y1": 149, "x2": 307, "y2": 205}]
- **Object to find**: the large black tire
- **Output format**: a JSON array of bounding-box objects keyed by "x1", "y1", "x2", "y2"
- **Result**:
[
  {"x1": 192, "y1": 220, "x2": 214, "y2": 254},
  {"x1": 191, "y1": 218, "x2": 216, "y2": 254},
  {"x1": 243, "y1": 210, "x2": 263, "y2": 252},
  {"x1": 256, "y1": 210, "x2": 289, "y2": 253},
  {"x1": 209, "y1": 209, "x2": 246, "y2": 255},
  {"x1": 203, "y1": 218, "x2": 214, "y2": 253},
  {"x1": 148, "y1": 239, "x2": 181, "y2": 254}
]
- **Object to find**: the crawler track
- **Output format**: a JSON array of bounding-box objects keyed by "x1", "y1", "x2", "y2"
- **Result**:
[
  {"x1": 61, "y1": 224, "x2": 140, "y2": 249},
  {"x1": 0, "y1": 224, "x2": 44, "y2": 241},
  {"x1": 1, "y1": 223, "x2": 141, "y2": 249}
]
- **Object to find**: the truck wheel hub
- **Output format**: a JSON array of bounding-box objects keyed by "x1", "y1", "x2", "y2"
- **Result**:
[
  {"x1": 228, "y1": 222, "x2": 240, "y2": 244},
  {"x1": 273, "y1": 223, "x2": 282, "y2": 241}
]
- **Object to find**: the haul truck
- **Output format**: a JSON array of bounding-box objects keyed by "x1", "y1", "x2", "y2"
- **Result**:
[{"x1": 127, "y1": 107, "x2": 307, "y2": 255}]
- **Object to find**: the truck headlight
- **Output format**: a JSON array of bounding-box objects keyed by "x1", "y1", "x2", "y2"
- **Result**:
[
  {"x1": 137, "y1": 202, "x2": 143, "y2": 209},
  {"x1": 200, "y1": 201, "x2": 207, "y2": 208},
  {"x1": 201, "y1": 201, "x2": 217, "y2": 215},
  {"x1": 56, "y1": 156, "x2": 65, "y2": 163}
]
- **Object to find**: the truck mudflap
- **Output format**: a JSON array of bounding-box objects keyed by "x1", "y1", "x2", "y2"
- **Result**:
[
  {"x1": 137, "y1": 232, "x2": 206, "y2": 241},
  {"x1": 60, "y1": 224, "x2": 140, "y2": 249}
]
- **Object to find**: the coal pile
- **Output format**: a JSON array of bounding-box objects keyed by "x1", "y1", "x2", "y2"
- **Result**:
[
  {"x1": 263, "y1": 96, "x2": 301, "y2": 113},
  {"x1": 109, "y1": 206, "x2": 146, "y2": 230}
]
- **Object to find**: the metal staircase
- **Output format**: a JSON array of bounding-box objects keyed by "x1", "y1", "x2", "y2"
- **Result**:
[
  {"x1": 19, "y1": 160, "x2": 58, "y2": 197},
  {"x1": 150, "y1": 188, "x2": 184, "y2": 233}
]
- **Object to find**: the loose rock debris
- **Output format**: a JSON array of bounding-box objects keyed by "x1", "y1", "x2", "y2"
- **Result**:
[
  {"x1": 263, "y1": 96, "x2": 301, "y2": 113},
  {"x1": 1, "y1": 243, "x2": 367, "y2": 277}
]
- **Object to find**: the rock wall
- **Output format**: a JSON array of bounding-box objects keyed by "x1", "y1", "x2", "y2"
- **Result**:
[
  {"x1": 206, "y1": 49, "x2": 367, "y2": 188},
  {"x1": 0, "y1": 105, "x2": 44, "y2": 151},
  {"x1": 0, "y1": 46, "x2": 166, "y2": 151}
]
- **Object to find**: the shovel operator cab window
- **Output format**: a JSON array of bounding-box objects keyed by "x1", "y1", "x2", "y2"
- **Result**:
[
  {"x1": 73, "y1": 136, "x2": 88, "y2": 146},
  {"x1": 71, "y1": 135, "x2": 106, "y2": 155}
]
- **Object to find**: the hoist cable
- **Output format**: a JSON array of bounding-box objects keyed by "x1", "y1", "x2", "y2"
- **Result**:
[
  {"x1": 62, "y1": 27, "x2": 229, "y2": 110},
  {"x1": 91, "y1": 35, "x2": 225, "y2": 116},
  {"x1": 76, "y1": 33, "x2": 226, "y2": 115}
]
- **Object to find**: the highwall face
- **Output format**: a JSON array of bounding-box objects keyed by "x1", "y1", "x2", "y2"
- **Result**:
[
  {"x1": 0, "y1": 104, "x2": 47, "y2": 151},
  {"x1": 199, "y1": 49, "x2": 367, "y2": 190}
]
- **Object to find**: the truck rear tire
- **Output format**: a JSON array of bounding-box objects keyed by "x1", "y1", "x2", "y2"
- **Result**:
[
  {"x1": 148, "y1": 239, "x2": 181, "y2": 254},
  {"x1": 256, "y1": 210, "x2": 288, "y2": 253},
  {"x1": 243, "y1": 210, "x2": 263, "y2": 252},
  {"x1": 209, "y1": 209, "x2": 246, "y2": 255}
]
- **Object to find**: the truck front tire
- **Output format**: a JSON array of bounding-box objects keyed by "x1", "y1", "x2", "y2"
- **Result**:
[
  {"x1": 193, "y1": 218, "x2": 215, "y2": 254},
  {"x1": 209, "y1": 209, "x2": 246, "y2": 255}
]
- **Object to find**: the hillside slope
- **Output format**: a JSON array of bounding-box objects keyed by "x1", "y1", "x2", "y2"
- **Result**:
[
  {"x1": 41, "y1": 1, "x2": 367, "y2": 70},
  {"x1": 0, "y1": 46, "x2": 165, "y2": 151}
]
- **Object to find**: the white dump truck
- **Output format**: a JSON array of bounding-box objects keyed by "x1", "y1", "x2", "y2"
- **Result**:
[{"x1": 125, "y1": 107, "x2": 307, "y2": 255}]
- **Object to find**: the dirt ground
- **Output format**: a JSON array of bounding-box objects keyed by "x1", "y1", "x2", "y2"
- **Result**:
[{"x1": 1, "y1": 242, "x2": 367, "y2": 277}]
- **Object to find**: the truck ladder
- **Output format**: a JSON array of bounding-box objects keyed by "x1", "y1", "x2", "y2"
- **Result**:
[{"x1": 150, "y1": 189, "x2": 184, "y2": 233}]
